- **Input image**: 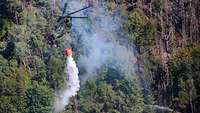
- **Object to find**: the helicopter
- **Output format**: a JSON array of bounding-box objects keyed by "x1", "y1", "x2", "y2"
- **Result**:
[
  {"x1": 47, "y1": 2, "x2": 91, "y2": 47},
  {"x1": 55, "y1": 2, "x2": 91, "y2": 38}
]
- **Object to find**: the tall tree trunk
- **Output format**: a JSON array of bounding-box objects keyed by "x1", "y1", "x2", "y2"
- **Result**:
[
  {"x1": 180, "y1": 0, "x2": 187, "y2": 44},
  {"x1": 189, "y1": 91, "x2": 194, "y2": 113}
]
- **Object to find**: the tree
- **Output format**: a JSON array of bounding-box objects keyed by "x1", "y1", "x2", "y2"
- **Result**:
[
  {"x1": 76, "y1": 67, "x2": 146, "y2": 113},
  {"x1": 46, "y1": 56, "x2": 65, "y2": 89},
  {"x1": 26, "y1": 84, "x2": 54, "y2": 113},
  {"x1": 124, "y1": 9, "x2": 156, "y2": 53},
  {"x1": 0, "y1": 96, "x2": 18, "y2": 113},
  {"x1": 170, "y1": 45, "x2": 200, "y2": 113}
]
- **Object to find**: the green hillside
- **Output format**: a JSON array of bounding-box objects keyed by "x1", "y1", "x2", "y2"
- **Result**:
[{"x1": 0, "y1": 0, "x2": 199, "y2": 113}]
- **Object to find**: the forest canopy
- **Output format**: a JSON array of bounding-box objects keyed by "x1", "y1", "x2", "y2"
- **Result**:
[{"x1": 0, "y1": 0, "x2": 200, "y2": 113}]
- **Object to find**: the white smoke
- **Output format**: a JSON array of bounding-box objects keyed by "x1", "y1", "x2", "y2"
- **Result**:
[
  {"x1": 54, "y1": 0, "x2": 140, "y2": 111},
  {"x1": 54, "y1": 56, "x2": 80, "y2": 112},
  {"x1": 66, "y1": 0, "x2": 137, "y2": 75}
]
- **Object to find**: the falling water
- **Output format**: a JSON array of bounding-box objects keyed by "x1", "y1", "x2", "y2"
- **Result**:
[{"x1": 54, "y1": 55, "x2": 80, "y2": 112}]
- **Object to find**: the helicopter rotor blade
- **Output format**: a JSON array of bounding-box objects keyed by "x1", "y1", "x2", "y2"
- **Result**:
[
  {"x1": 62, "y1": 3, "x2": 68, "y2": 15},
  {"x1": 67, "y1": 6, "x2": 90, "y2": 16},
  {"x1": 69, "y1": 16, "x2": 88, "y2": 18}
]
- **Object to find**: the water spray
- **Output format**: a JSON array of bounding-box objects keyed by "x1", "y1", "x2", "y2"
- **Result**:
[{"x1": 54, "y1": 48, "x2": 80, "y2": 112}]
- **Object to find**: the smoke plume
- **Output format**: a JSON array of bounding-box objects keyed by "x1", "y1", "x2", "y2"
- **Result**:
[
  {"x1": 67, "y1": 0, "x2": 137, "y2": 75},
  {"x1": 54, "y1": 56, "x2": 80, "y2": 112},
  {"x1": 54, "y1": 0, "x2": 139, "y2": 112}
]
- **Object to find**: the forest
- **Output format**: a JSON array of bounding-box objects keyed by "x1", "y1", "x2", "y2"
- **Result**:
[{"x1": 0, "y1": 0, "x2": 199, "y2": 113}]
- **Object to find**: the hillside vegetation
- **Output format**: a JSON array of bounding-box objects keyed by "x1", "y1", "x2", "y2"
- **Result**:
[{"x1": 0, "y1": 0, "x2": 199, "y2": 113}]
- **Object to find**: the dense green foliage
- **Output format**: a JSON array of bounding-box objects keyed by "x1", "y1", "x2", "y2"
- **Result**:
[
  {"x1": 125, "y1": 9, "x2": 156, "y2": 53},
  {"x1": 170, "y1": 45, "x2": 200, "y2": 112},
  {"x1": 0, "y1": 0, "x2": 199, "y2": 113},
  {"x1": 0, "y1": 0, "x2": 66, "y2": 113},
  {"x1": 79, "y1": 68, "x2": 144, "y2": 113}
]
